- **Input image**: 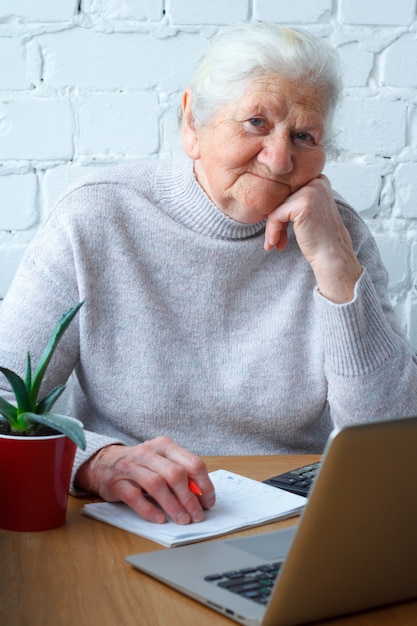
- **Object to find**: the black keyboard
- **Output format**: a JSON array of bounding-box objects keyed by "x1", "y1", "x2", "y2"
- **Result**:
[
  {"x1": 263, "y1": 461, "x2": 321, "y2": 497},
  {"x1": 204, "y1": 562, "x2": 282, "y2": 605}
]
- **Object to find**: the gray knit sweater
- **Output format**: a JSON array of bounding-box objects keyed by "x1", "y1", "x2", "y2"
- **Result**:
[{"x1": 1, "y1": 156, "x2": 417, "y2": 483}]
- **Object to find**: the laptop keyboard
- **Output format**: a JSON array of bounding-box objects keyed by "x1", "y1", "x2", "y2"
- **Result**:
[
  {"x1": 263, "y1": 461, "x2": 321, "y2": 497},
  {"x1": 203, "y1": 463, "x2": 320, "y2": 606},
  {"x1": 204, "y1": 562, "x2": 282, "y2": 605}
]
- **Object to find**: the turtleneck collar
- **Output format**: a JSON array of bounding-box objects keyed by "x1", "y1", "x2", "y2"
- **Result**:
[{"x1": 155, "y1": 156, "x2": 266, "y2": 241}]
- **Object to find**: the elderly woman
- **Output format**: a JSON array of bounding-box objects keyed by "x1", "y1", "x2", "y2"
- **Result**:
[{"x1": 1, "y1": 22, "x2": 416, "y2": 525}]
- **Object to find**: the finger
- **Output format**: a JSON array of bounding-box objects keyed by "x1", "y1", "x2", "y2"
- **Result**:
[
  {"x1": 115, "y1": 472, "x2": 199, "y2": 525},
  {"x1": 167, "y1": 474, "x2": 212, "y2": 522},
  {"x1": 142, "y1": 469, "x2": 202, "y2": 524},
  {"x1": 121, "y1": 455, "x2": 205, "y2": 524},
  {"x1": 187, "y1": 473, "x2": 216, "y2": 511},
  {"x1": 264, "y1": 215, "x2": 289, "y2": 251},
  {"x1": 89, "y1": 445, "x2": 197, "y2": 524},
  {"x1": 144, "y1": 437, "x2": 216, "y2": 510},
  {"x1": 104, "y1": 438, "x2": 215, "y2": 523},
  {"x1": 115, "y1": 480, "x2": 167, "y2": 524},
  {"x1": 317, "y1": 173, "x2": 330, "y2": 186}
]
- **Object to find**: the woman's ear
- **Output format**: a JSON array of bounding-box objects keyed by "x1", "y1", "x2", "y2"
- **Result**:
[{"x1": 182, "y1": 89, "x2": 201, "y2": 160}]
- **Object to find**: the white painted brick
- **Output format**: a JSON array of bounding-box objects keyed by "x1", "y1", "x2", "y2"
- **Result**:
[
  {"x1": 25, "y1": 39, "x2": 43, "y2": 88},
  {"x1": 373, "y1": 234, "x2": 409, "y2": 288},
  {"x1": 411, "y1": 243, "x2": 417, "y2": 289},
  {"x1": 324, "y1": 162, "x2": 382, "y2": 214},
  {"x1": 382, "y1": 34, "x2": 417, "y2": 88},
  {"x1": 0, "y1": 0, "x2": 78, "y2": 21},
  {"x1": 0, "y1": 97, "x2": 74, "y2": 160},
  {"x1": 0, "y1": 174, "x2": 38, "y2": 230},
  {"x1": 394, "y1": 163, "x2": 417, "y2": 218},
  {"x1": 253, "y1": 0, "x2": 332, "y2": 23},
  {"x1": 0, "y1": 39, "x2": 29, "y2": 89},
  {"x1": 335, "y1": 97, "x2": 407, "y2": 155},
  {"x1": 0, "y1": 244, "x2": 26, "y2": 299},
  {"x1": 160, "y1": 100, "x2": 183, "y2": 156},
  {"x1": 40, "y1": 30, "x2": 208, "y2": 93},
  {"x1": 78, "y1": 92, "x2": 159, "y2": 157},
  {"x1": 409, "y1": 104, "x2": 417, "y2": 147},
  {"x1": 406, "y1": 291, "x2": 417, "y2": 351},
  {"x1": 407, "y1": 245, "x2": 417, "y2": 348},
  {"x1": 338, "y1": 0, "x2": 415, "y2": 26},
  {"x1": 392, "y1": 299, "x2": 409, "y2": 338},
  {"x1": 337, "y1": 42, "x2": 373, "y2": 87},
  {"x1": 83, "y1": 0, "x2": 164, "y2": 21},
  {"x1": 170, "y1": 0, "x2": 248, "y2": 24}
]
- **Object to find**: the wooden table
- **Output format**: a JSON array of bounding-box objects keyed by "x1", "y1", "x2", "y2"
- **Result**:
[{"x1": 2, "y1": 455, "x2": 417, "y2": 626}]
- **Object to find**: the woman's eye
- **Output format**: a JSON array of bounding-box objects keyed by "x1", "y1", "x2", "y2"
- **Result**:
[
  {"x1": 293, "y1": 131, "x2": 315, "y2": 144},
  {"x1": 247, "y1": 117, "x2": 266, "y2": 130}
]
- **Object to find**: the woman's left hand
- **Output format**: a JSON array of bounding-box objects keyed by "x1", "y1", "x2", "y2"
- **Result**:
[
  {"x1": 76, "y1": 437, "x2": 216, "y2": 524},
  {"x1": 264, "y1": 174, "x2": 362, "y2": 304}
]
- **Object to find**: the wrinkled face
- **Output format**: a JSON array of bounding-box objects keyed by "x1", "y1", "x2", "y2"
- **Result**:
[{"x1": 182, "y1": 75, "x2": 328, "y2": 224}]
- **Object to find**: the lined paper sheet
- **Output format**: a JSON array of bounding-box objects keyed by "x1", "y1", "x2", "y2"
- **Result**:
[{"x1": 82, "y1": 469, "x2": 306, "y2": 547}]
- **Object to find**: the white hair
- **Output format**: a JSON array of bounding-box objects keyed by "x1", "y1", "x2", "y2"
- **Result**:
[{"x1": 183, "y1": 22, "x2": 342, "y2": 147}]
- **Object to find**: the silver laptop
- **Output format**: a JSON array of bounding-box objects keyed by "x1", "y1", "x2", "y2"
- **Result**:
[{"x1": 127, "y1": 416, "x2": 417, "y2": 626}]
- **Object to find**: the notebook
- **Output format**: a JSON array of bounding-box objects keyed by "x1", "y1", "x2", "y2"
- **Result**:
[
  {"x1": 83, "y1": 469, "x2": 306, "y2": 547},
  {"x1": 127, "y1": 416, "x2": 417, "y2": 626}
]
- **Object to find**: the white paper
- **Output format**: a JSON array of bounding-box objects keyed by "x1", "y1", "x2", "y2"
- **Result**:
[{"x1": 82, "y1": 469, "x2": 306, "y2": 547}]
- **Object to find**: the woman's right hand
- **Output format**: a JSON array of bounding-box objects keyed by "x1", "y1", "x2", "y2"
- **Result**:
[
  {"x1": 75, "y1": 436, "x2": 216, "y2": 524},
  {"x1": 264, "y1": 175, "x2": 362, "y2": 304}
]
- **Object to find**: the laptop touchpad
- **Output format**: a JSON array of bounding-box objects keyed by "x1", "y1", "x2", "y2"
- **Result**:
[{"x1": 225, "y1": 526, "x2": 297, "y2": 561}]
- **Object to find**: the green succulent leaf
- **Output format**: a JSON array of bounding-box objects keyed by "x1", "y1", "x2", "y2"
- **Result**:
[
  {"x1": 36, "y1": 384, "x2": 66, "y2": 414},
  {"x1": 29, "y1": 301, "x2": 84, "y2": 406},
  {"x1": 0, "y1": 395, "x2": 18, "y2": 425},
  {"x1": 0, "y1": 366, "x2": 32, "y2": 413},
  {"x1": 1, "y1": 302, "x2": 85, "y2": 448},
  {"x1": 20, "y1": 411, "x2": 86, "y2": 450},
  {"x1": 25, "y1": 352, "x2": 32, "y2": 390}
]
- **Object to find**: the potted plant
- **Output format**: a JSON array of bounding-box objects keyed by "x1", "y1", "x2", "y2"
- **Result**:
[{"x1": 0, "y1": 301, "x2": 86, "y2": 531}]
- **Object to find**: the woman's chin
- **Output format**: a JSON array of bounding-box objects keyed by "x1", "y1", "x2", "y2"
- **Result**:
[{"x1": 232, "y1": 196, "x2": 290, "y2": 224}]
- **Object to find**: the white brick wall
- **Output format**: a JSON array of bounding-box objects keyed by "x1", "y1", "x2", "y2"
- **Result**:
[{"x1": 1, "y1": 1, "x2": 417, "y2": 347}]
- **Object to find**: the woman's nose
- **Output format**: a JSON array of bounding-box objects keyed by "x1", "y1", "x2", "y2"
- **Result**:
[{"x1": 257, "y1": 135, "x2": 293, "y2": 176}]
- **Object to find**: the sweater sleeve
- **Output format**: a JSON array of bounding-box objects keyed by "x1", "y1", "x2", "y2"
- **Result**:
[
  {"x1": 69, "y1": 430, "x2": 125, "y2": 496},
  {"x1": 314, "y1": 203, "x2": 417, "y2": 426}
]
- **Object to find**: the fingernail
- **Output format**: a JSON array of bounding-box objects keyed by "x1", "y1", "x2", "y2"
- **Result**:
[
  {"x1": 205, "y1": 493, "x2": 216, "y2": 508},
  {"x1": 176, "y1": 512, "x2": 191, "y2": 525},
  {"x1": 151, "y1": 512, "x2": 166, "y2": 524},
  {"x1": 193, "y1": 510, "x2": 204, "y2": 523}
]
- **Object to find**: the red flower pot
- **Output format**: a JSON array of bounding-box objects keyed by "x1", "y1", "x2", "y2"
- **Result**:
[{"x1": 0, "y1": 432, "x2": 76, "y2": 531}]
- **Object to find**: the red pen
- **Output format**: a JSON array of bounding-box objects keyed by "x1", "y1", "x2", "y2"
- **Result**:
[{"x1": 188, "y1": 479, "x2": 202, "y2": 497}]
